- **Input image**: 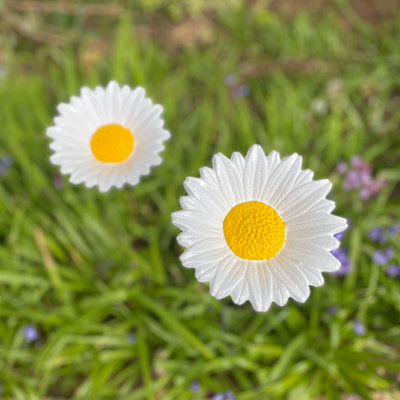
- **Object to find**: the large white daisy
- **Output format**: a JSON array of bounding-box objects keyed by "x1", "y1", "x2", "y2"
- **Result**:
[
  {"x1": 172, "y1": 145, "x2": 347, "y2": 312},
  {"x1": 47, "y1": 81, "x2": 170, "y2": 192}
]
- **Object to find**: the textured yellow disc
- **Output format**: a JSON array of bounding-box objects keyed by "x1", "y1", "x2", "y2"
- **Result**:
[
  {"x1": 223, "y1": 201, "x2": 286, "y2": 260},
  {"x1": 90, "y1": 124, "x2": 134, "y2": 163}
]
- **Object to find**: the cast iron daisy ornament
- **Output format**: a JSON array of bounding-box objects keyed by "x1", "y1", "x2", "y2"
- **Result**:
[
  {"x1": 47, "y1": 81, "x2": 170, "y2": 192},
  {"x1": 172, "y1": 145, "x2": 347, "y2": 312}
]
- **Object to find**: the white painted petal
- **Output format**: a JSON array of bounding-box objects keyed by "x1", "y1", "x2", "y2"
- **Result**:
[
  {"x1": 265, "y1": 150, "x2": 281, "y2": 170},
  {"x1": 213, "y1": 153, "x2": 244, "y2": 205},
  {"x1": 279, "y1": 180, "x2": 332, "y2": 221},
  {"x1": 264, "y1": 153, "x2": 302, "y2": 208},
  {"x1": 230, "y1": 278, "x2": 250, "y2": 305},
  {"x1": 288, "y1": 235, "x2": 340, "y2": 251},
  {"x1": 295, "y1": 169, "x2": 314, "y2": 186},
  {"x1": 242, "y1": 144, "x2": 269, "y2": 200},
  {"x1": 180, "y1": 238, "x2": 227, "y2": 269},
  {"x1": 183, "y1": 176, "x2": 229, "y2": 214},
  {"x1": 230, "y1": 151, "x2": 245, "y2": 171},
  {"x1": 287, "y1": 213, "x2": 348, "y2": 238},
  {"x1": 288, "y1": 244, "x2": 341, "y2": 272},
  {"x1": 171, "y1": 210, "x2": 221, "y2": 235},
  {"x1": 246, "y1": 265, "x2": 269, "y2": 311},
  {"x1": 273, "y1": 254, "x2": 311, "y2": 303},
  {"x1": 210, "y1": 256, "x2": 246, "y2": 300}
]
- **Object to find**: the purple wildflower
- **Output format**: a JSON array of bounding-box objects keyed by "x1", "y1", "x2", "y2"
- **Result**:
[
  {"x1": 351, "y1": 155, "x2": 371, "y2": 173},
  {"x1": 327, "y1": 305, "x2": 339, "y2": 315},
  {"x1": 212, "y1": 392, "x2": 236, "y2": 400},
  {"x1": 127, "y1": 332, "x2": 137, "y2": 344},
  {"x1": 368, "y1": 227, "x2": 385, "y2": 243},
  {"x1": 334, "y1": 231, "x2": 346, "y2": 241},
  {"x1": 343, "y1": 170, "x2": 363, "y2": 190},
  {"x1": 368, "y1": 177, "x2": 386, "y2": 196},
  {"x1": 331, "y1": 248, "x2": 352, "y2": 276},
  {"x1": 232, "y1": 83, "x2": 251, "y2": 98},
  {"x1": 341, "y1": 155, "x2": 386, "y2": 200},
  {"x1": 24, "y1": 325, "x2": 39, "y2": 342},
  {"x1": 54, "y1": 173, "x2": 64, "y2": 190},
  {"x1": 225, "y1": 391, "x2": 236, "y2": 400},
  {"x1": 386, "y1": 264, "x2": 400, "y2": 278},
  {"x1": 372, "y1": 247, "x2": 394, "y2": 266},
  {"x1": 0, "y1": 155, "x2": 14, "y2": 175},
  {"x1": 353, "y1": 320, "x2": 365, "y2": 336},
  {"x1": 336, "y1": 161, "x2": 348, "y2": 174},
  {"x1": 388, "y1": 224, "x2": 399, "y2": 236},
  {"x1": 189, "y1": 381, "x2": 200, "y2": 393}
]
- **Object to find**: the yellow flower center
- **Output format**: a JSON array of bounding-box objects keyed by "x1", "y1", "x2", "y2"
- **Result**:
[
  {"x1": 223, "y1": 201, "x2": 286, "y2": 260},
  {"x1": 90, "y1": 124, "x2": 134, "y2": 163}
]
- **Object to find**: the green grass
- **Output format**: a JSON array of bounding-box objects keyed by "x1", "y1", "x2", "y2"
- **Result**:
[{"x1": 0, "y1": 2, "x2": 400, "y2": 399}]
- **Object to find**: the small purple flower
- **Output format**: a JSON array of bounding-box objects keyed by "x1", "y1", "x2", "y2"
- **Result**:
[
  {"x1": 24, "y1": 325, "x2": 39, "y2": 342},
  {"x1": 343, "y1": 170, "x2": 363, "y2": 190},
  {"x1": 351, "y1": 155, "x2": 371, "y2": 173},
  {"x1": 232, "y1": 84, "x2": 251, "y2": 98},
  {"x1": 388, "y1": 224, "x2": 399, "y2": 236},
  {"x1": 368, "y1": 227, "x2": 385, "y2": 243},
  {"x1": 127, "y1": 332, "x2": 137, "y2": 344},
  {"x1": 359, "y1": 186, "x2": 371, "y2": 201},
  {"x1": 368, "y1": 177, "x2": 386, "y2": 196},
  {"x1": 336, "y1": 161, "x2": 348, "y2": 174},
  {"x1": 334, "y1": 231, "x2": 346, "y2": 241},
  {"x1": 327, "y1": 305, "x2": 339, "y2": 315},
  {"x1": 386, "y1": 264, "x2": 400, "y2": 278},
  {"x1": 372, "y1": 247, "x2": 394, "y2": 266},
  {"x1": 189, "y1": 381, "x2": 200, "y2": 393},
  {"x1": 54, "y1": 173, "x2": 64, "y2": 190},
  {"x1": 340, "y1": 156, "x2": 385, "y2": 201},
  {"x1": 353, "y1": 320, "x2": 365, "y2": 336},
  {"x1": 331, "y1": 248, "x2": 352, "y2": 276},
  {"x1": 0, "y1": 155, "x2": 14, "y2": 175},
  {"x1": 212, "y1": 392, "x2": 236, "y2": 400}
]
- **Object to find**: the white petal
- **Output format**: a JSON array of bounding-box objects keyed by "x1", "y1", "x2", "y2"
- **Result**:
[
  {"x1": 286, "y1": 244, "x2": 341, "y2": 272},
  {"x1": 230, "y1": 278, "x2": 250, "y2": 305},
  {"x1": 210, "y1": 256, "x2": 246, "y2": 300},
  {"x1": 230, "y1": 151, "x2": 245, "y2": 171},
  {"x1": 213, "y1": 153, "x2": 244, "y2": 205},
  {"x1": 287, "y1": 213, "x2": 348, "y2": 238},
  {"x1": 180, "y1": 238, "x2": 227, "y2": 269},
  {"x1": 279, "y1": 180, "x2": 332, "y2": 221},
  {"x1": 243, "y1": 144, "x2": 269, "y2": 200},
  {"x1": 264, "y1": 153, "x2": 302, "y2": 208}
]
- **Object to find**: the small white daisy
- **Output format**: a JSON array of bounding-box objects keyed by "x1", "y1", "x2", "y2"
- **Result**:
[
  {"x1": 172, "y1": 145, "x2": 347, "y2": 312},
  {"x1": 47, "y1": 81, "x2": 170, "y2": 192}
]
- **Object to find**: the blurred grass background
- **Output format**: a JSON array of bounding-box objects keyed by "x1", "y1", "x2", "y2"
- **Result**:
[{"x1": 0, "y1": 0, "x2": 400, "y2": 399}]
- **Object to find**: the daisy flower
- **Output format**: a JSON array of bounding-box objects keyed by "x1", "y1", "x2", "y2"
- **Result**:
[
  {"x1": 47, "y1": 81, "x2": 170, "y2": 192},
  {"x1": 172, "y1": 145, "x2": 347, "y2": 312}
]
